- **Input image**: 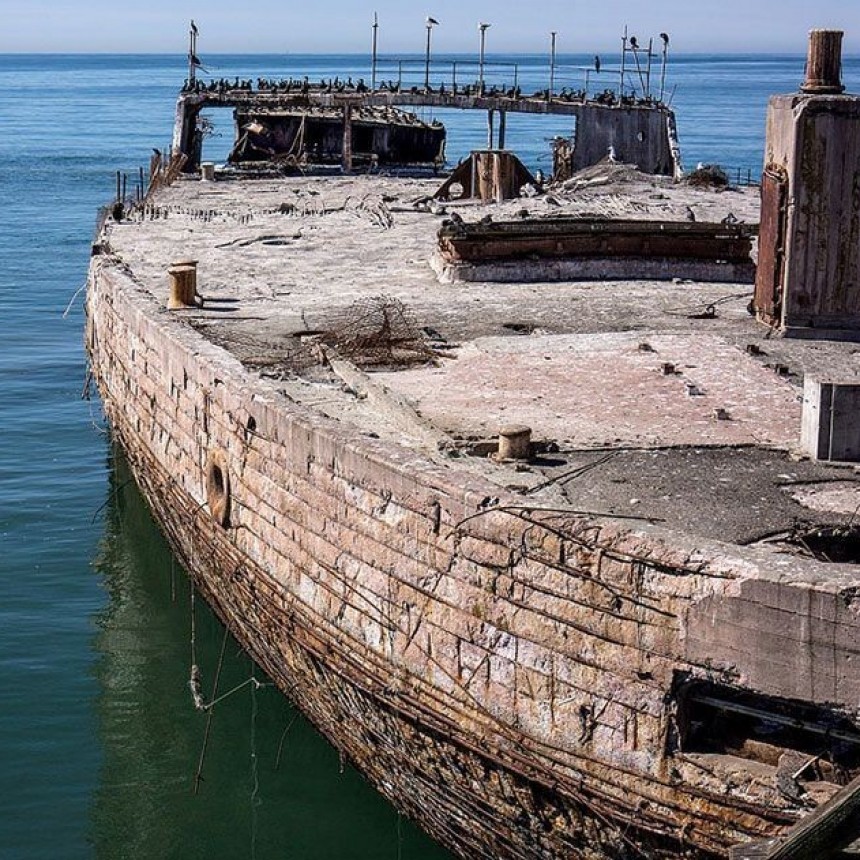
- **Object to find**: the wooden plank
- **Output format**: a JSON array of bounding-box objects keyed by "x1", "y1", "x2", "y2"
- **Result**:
[
  {"x1": 730, "y1": 772, "x2": 860, "y2": 860},
  {"x1": 730, "y1": 839, "x2": 782, "y2": 860}
]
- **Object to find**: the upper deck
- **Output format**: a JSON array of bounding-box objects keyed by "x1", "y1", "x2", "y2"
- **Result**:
[
  {"x1": 172, "y1": 86, "x2": 680, "y2": 176},
  {"x1": 99, "y1": 164, "x2": 860, "y2": 556}
]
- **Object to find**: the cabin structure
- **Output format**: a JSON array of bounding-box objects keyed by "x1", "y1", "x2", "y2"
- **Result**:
[{"x1": 171, "y1": 87, "x2": 681, "y2": 177}]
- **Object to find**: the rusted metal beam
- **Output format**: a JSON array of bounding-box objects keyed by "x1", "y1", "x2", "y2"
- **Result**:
[
  {"x1": 438, "y1": 217, "x2": 758, "y2": 265},
  {"x1": 174, "y1": 88, "x2": 671, "y2": 119}
]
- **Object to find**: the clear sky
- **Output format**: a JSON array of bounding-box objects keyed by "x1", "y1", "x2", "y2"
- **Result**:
[{"x1": 1, "y1": 0, "x2": 857, "y2": 54}]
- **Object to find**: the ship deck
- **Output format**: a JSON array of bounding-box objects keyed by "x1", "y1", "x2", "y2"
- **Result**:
[{"x1": 104, "y1": 165, "x2": 860, "y2": 555}]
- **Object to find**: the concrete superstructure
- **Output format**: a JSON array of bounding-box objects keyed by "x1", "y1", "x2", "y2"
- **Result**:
[{"x1": 172, "y1": 88, "x2": 680, "y2": 178}]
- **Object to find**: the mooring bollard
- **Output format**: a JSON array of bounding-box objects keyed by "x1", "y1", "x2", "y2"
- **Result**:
[
  {"x1": 167, "y1": 262, "x2": 198, "y2": 309},
  {"x1": 200, "y1": 162, "x2": 215, "y2": 181},
  {"x1": 498, "y1": 425, "x2": 532, "y2": 460}
]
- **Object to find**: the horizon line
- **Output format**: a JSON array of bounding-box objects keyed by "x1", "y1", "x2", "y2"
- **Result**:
[{"x1": 0, "y1": 49, "x2": 843, "y2": 57}]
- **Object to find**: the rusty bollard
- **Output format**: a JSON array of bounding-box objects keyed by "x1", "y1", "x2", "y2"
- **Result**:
[
  {"x1": 167, "y1": 261, "x2": 199, "y2": 309},
  {"x1": 802, "y1": 29, "x2": 845, "y2": 94},
  {"x1": 498, "y1": 425, "x2": 532, "y2": 461}
]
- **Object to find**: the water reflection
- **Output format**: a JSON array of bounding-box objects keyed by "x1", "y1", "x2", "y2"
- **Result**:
[{"x1": 91, "y1": 447, "x2": 451, "y2": 860}]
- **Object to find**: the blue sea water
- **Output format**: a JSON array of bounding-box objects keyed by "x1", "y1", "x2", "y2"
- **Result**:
[{"x1": 0, "y1": 51, "x2": 858, "y2": 860}]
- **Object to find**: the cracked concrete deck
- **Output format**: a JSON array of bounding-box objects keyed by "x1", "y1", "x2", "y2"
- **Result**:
[{"x1": 103, "y1": 165, "x2": 860, "y2": 550}]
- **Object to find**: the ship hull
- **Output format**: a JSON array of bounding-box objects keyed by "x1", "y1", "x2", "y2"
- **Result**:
[{"x1": 86, "y1": 251, "x2": 855, "y2": 859}]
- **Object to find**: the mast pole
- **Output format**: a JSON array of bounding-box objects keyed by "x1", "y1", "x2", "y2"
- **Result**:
[
  {"x1": 659, "y1": 33, "x2": 669, "y2": 102},
  {"x1": 646, "y1": 37, "x2": 653, "y2": 98},
  {"x1": 188, "y1": 20, "x2": 199, "y2": 84},
  {"x1": 188, "y1": 22, "x2": 195, "y2": 84},
  {"x1": 620, "y1": 26, "x2": 627, "y2": 95},
  {"x1": 371, "y1": 12, "x2": 379, "y2": 91}
]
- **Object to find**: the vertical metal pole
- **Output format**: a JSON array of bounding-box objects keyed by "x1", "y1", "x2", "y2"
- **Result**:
[
  {"x1": 398, "y1": 61, "x2": 403, "y2": 89},
  {"x1": 487, "y1": 109, "x2": 494, "y2": 149},
  {"x1": 498, "y1": 110, "x2": 506, "y2": 149},
  {"x1": 479, "y1": 23, "x2": 490, "y2": 92},
  {"x1": 424, "y1": 24, "x2": 432, "y2": 90},
  {"x1": 342, "y1": 103, "x2": 353, "y2": 173},
  {"x1": 188, "y1": 24, "x2": 195, "y2": 84},
  {"x1": 620, "y1": 27, "x2": 627, "y2": 95},
  {"x1": 371, "y1": 12, "x2": 379, "y2": 91},
  {"x1": 452, "y1": 61, "x2": 457, "y2": 91},
  {"x1": 631, "y1": 41, "x2": 646, "y2": 95},
  {"x1": 514, "y1": 64, "x2": 518, "y2": 90},
  {"x1": 646, "y1": 38, "x2": 653, "y2": 98},
  {"x1": 549, "y1": 31, "x2": 557, "y2": 97},
  {"x1": 188, "y1": 21, "x2": 199, "y2": 84},
  {"x1": 659, "y1": 37, "x2": 669, "y2": 102}
]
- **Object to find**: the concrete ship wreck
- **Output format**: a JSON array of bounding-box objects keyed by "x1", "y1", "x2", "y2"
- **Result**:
[{"x1": 87, "y1": 28, "x2": 860, "y2": 860}]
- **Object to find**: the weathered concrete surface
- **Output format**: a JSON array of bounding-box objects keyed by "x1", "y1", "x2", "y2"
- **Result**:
[
  {"x1": 375, "y1": 333, "x2": 800, "y2": 449},
  {"x1": 87, "y1": 165, "x2": 860, "y2": 860}
]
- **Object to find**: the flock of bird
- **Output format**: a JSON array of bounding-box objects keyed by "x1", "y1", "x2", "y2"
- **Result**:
[{"x1": 180, "y1": 75, "x2": 659, "y2": 107}]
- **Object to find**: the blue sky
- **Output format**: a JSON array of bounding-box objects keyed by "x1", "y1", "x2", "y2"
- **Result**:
[{"x1": 2, "y1": 0, "x2": 857, "y2": 54}]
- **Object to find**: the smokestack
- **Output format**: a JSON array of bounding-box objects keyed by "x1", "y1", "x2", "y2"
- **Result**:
[{"x1": 801, "y1": 29, "x2": 845, "y2": 95}]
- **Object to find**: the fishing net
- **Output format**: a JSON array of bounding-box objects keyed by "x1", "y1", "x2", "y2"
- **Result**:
[
  {"x1": 320, "y1": 295, "x2": 434, "y2": 368},
  {"x1": 204, "y1": 295, "x2": 437, "y2": 379}
]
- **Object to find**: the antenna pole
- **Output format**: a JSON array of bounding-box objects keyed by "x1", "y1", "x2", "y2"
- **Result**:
[
  {"x1": 620, "y1": 26, "x2": 627, "y2": 95},
  {"x1": 660, "y1": 38, "x2": 669, "y2": 102},
  {"x1": 188, "y1": 24, "x2": 194, "y2": 83},
  {"x1": 188, "y1": 20, "x2": 199, "y2": 84},
  {"x1": 424, "y1": 22, "x2": 432, "y2": 90},
  {"x1": 479, "y1": 23, "x2": 490, "y2": 92},
  {"x1": 646, "y1": 37, "x2": 653, "y2": 98},
  {"x1": 371, "y1": 13, "x2": 379, "y2": 91}
]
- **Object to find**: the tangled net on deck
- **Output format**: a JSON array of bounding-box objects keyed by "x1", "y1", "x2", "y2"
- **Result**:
[
  {"x1": 320, "y1": 295, "x2": 436, "y2": 368},
  {"x1": 234, "y1": 295, "x2": 438, "y2": 378}
]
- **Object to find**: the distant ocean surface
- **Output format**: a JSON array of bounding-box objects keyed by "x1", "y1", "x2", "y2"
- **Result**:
[{"x1": 0, "y1": 52, "x2": 857, "y2": 860}]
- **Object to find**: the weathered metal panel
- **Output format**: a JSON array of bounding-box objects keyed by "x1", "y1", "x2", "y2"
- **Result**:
[
  {"x1": 754, "y1": 165, "x2": 788, "y2": 325},
  {"x1": 765, "y1": 94, "x2": 860, "y2": 331},
  {"x1": 802, "y1": 377, "x2": 860, "y2": 462},
  {"x1": 438, "y1": 218, "x2": 757, "y2": 264}
]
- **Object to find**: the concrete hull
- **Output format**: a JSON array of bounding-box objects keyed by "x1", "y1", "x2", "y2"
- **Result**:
[{"x1": 85, "y1": 188, "x2": 860, "y2": 857}]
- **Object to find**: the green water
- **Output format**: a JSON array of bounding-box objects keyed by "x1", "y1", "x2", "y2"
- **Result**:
[{"x1": 91, "y1": 449, "x2": 447, "y2": 860}]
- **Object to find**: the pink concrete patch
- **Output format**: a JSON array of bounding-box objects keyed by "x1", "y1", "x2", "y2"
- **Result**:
[
  {"x1": 377, "y1": 334, "x2": 801, "y2": 449},
  {"x1": 789, "y1": 482, "x2": 860, "y2": 515}
]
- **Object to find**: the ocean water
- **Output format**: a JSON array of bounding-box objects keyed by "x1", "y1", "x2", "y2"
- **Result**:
[{"x1": 0, "y1": 52, "x2": 858, "y2": 860}]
